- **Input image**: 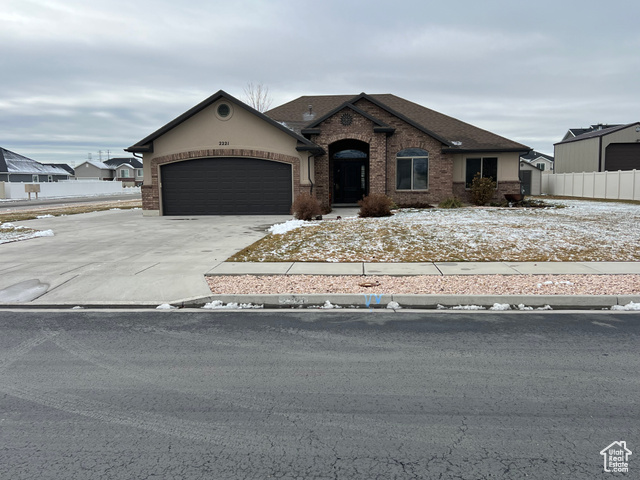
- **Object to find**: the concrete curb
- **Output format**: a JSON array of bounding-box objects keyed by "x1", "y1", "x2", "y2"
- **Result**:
[
  {"x1": 177, "y1": 294, "x2": 640, "y2": 310},
  {"x1": 1, "y1": 295, "x2": 638, "y2": 311}
]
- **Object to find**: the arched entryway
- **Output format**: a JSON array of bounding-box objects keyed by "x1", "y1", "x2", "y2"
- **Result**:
[{"x1": 329, "y1": 139, "x2": 369, "y2": 204}]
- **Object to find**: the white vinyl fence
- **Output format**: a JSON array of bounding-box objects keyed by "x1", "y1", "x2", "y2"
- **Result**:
[
  {"x1": 0, "y1": 180, "x2": 141, "y2": 200},
  {"x1": 542, "y1": 170, "x2": 640, "y2": 201}
]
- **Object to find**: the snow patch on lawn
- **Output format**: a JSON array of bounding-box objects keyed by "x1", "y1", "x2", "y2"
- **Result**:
[{"x1": 268, "y1": 219, "x2": 317, "y2": 235}]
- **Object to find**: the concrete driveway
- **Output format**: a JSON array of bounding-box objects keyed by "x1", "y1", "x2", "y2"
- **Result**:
[{"x1": 0, "y1": 209, "x2": 291, "y2": 305}]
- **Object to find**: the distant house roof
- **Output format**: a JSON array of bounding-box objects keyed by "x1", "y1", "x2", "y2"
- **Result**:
[
  {"x1": 556, "y1": 122, "x2": 640, "y2": 145},
  {"x1": 78, "y1": 160, "x2": 111, "y2": 170},
  {"x1": 104, "y1": 157, "x2": 143, "y2": 169},
  {"x1": 267, "y1": 93, "x2": 530, "y2": 152},
  {"x1": 562, "y1": 124, "x2": 624, "y2": 141},
  {"x1": 0, "y1": 147, "x2": 71, "y2": 176},
  {"x1": 44, "y1": 163, "x2": 74, "y2": 175},
  {"x1": 520, "y1": 150, "x2": 554, "y2": 162}
]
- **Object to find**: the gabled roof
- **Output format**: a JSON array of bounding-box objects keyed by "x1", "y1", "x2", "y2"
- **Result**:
[
  {"x1": 520, "y1": 150, "x2": 554, "y2": 162},
  {"x1": 105, "y1": 157, "x2": 143, "y2": 169},
  {"x1": 126, "y1": 90, "x2": 322, "y2": 154},
  {"x1": 44, "y1": 163, "x2": 74, "y2": 175},
  {"x1": 0, "y1": 147, "x2": 71, "y2": 176},
  {"x1": 563, "y1": 124, "x2": 624, "y2": 141},
  {"x1": 78, "y1": 160, "x2": 111, "y2": 170},
  {"x1": 556, "y1": 122, "x2": 640, "y2": 145},
  {"x1": 267, "y1": 93, "x2": 530, "y2": 152}
]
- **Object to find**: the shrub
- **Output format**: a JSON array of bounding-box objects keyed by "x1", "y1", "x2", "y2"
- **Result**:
[
  {"x1": 470, "y1": 173, "x2": 497, "y2": 206},
  {"x1": 438, "y1": 197, "x2": 463, "y2": 208},
  {"x1": 358, "y1": 193, "x2": 394, "y2": 218},
  {"x1": 291, "y1": 193, "x2": 322, "y2": 220}
]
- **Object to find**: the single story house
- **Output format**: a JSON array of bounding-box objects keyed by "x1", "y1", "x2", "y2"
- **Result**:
[
  {"x1": 0, "y1": 147, "x2": 71, "y2": 182},
  {"x1": 75, "y1": 157, "x2": 143, "y2": 185},
  {"x1": 520, "y1": 150, "x2": 554, "y2": 172},
  {"x1": 126, "y1": 90, "x2": 530, "y2": 216},
  {"x1": 555, "y1": 122, "x2": 640, "y2": 173},
  {"x1": 519, "y1": 160, "x2": 543, "y2": 196}
]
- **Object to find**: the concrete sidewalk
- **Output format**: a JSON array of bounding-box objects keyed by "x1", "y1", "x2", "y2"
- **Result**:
[{"x1": 207, "y1": 261, "x2": 640, "y2": 276}]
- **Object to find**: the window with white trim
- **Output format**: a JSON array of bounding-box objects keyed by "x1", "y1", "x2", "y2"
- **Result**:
[
  {"x1": 465, "y1": 157, "x2": 497, "y2": 188},
  {"x1": 396, "y1": 148, "x2": 429, "y2": 190},
  {"x1": 120, "y1": 169, "x2": 130, "y2": 178},
  {"x1": 136, "y1": 169, "x2": 143, "y2": 177},
  {"x1": 536, "y1": 163, "x2": 545, "y2": 171}
]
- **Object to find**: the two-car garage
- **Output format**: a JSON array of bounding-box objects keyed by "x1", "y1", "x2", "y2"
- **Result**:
[{"x1": 160, "y1": 157, "x2": 292, "y2": 215}]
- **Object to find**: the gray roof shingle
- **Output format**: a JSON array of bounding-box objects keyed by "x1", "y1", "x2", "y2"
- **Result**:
[{"x1": 266, "y1": 93, "x2": 530, "y2": 152}]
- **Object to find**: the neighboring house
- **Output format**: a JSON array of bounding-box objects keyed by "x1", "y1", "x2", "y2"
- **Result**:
[
  {"x1": 555, "y1": 122, "x2": 640, "y2": 173},
  {"x1": 519, "y1": 161, "x2": 543, "y2": 196},
  {"x1": 74, "y1": 157, "x2": 143, "y2": 185},
  {"x1": 104, "y1": 157, "x2": 144, "y2": 186},
  {"x1": 74, "y1": 160, "x2": 114, "y2": 181},
  {"x1": 520, "y1": 150, "x2": 554, "y2": 172},
  {"x1": 126, "y1": 90, "x2": 530, "y2": 216},
  {"x1": 0, "y1": 147, "x2": 71, "y2": 182},
  {"x1": 561, "y1": 123, "x2": 623, "y2": 142}
]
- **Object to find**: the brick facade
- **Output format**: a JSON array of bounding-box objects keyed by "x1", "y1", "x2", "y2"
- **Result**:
[
  {"x1": 308, "y1": 99, "x2": 454, "y2": 207},
  {"x1": 143, "y1": 149, "x2": 301, "y2": 213}
]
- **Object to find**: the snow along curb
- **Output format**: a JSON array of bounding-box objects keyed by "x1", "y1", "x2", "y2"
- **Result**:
[{"x1": 177, "y1": 294, "x2": 640, "y2": 310}]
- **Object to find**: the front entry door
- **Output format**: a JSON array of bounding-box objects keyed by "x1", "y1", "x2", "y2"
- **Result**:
[{"x1": 333, "y1": 160, "x2": 367, "y2": 204}]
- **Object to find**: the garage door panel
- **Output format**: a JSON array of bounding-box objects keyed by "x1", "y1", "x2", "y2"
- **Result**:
[
  {"x1": 605, "y1": 144, "x2": 640, "y2": 171},
  {"x1": 161, "y1": 158, "x2": 292, "y2": 215}
]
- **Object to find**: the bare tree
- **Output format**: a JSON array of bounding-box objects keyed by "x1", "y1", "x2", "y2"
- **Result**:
[{"x1": 243, "y1": 82, "x2": 273, "y2": 112}]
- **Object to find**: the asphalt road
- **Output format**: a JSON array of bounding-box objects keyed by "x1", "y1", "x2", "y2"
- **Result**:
[{"x1": 0, "y1": 310, "x2": 637, "y2": 479}]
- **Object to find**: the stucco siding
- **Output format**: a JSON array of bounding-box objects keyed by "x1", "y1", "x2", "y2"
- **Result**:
[
  {"x1": 145, "y1": 99, "x2": 305, "y2": 185},
  {"x1": 452, "y1": 152, "x2": 520, "y2": 183}
]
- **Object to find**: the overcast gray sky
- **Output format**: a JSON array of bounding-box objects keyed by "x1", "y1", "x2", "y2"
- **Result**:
[{"x1": 2, "y1": 0, "x2": 639, "y2": 165}]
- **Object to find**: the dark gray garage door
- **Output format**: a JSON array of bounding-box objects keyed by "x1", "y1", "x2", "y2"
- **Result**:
[
  {"x1": 161, "y1": 157, "x2": 292, "y2": 215},
  {"x1": 605, "y1": 143, "x2": 640, "y2": 171}
]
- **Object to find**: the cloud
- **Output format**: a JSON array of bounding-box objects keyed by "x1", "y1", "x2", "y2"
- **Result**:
[{"x1": 1, "y1": 0, "x2": 639, "y2": 162}]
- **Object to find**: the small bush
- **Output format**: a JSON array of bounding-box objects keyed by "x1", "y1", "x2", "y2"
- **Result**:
[
  {"x1": 438, "y1": 197, "x2": 463, "y2": 209},
  {"x1": 470, "y1": 173, "x2": 497, "y2": 206},
  {"x1": 291, "y1": 193, "x2": 322, "y2": 220},
  {"x1": 358, "y1": 193, "x2": 394, "y2": 218}
]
